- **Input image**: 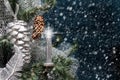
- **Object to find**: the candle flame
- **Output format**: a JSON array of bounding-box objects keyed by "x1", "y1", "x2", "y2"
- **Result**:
[{"x1": 44, "y1": 27, "x2": 53, "y2": 38}]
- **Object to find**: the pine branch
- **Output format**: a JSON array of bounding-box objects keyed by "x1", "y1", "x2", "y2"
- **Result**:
[{"x1": 17, "y1": 0, "x2": 57, "y2": 22}]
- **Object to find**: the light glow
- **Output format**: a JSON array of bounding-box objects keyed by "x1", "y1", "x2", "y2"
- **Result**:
[{"x1": 44, "y1": 27, "x2": 53, "y2": 38}]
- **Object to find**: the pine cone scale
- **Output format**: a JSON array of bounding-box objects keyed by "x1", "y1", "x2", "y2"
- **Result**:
[{"x1": 6, "y1": 20, "x2": 31, "y2": 63}]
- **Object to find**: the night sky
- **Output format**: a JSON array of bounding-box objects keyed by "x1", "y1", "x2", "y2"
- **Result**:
[{"x1": 44, "y1": 0, "x2": 120, "y2": 80}]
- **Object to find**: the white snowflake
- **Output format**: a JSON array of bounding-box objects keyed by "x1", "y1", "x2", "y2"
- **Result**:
[
  {"x1": 93, "y1": 67, "x2": 97, "y2": 70},
  {"x1": 54, "y1": 18, "x2": 57, "y2": 21},
  {"x1": 108, "y1": 62, "x2": 114, "y2": 66},
  {"x1": 64, "y1": 37, "x2": 67, "y2": 41},
  {"x1": 84, "y1": 14, "x2": 87, "y2": 18},
  {"x1": 112, "y1": 47, "x2": 116, "y2": 54},
  {"x1": 79, "y1": 2, "x2": 82, "y2": 6},
  {"x1": 97, "y1": 78, "x2": 100, "y2": 80},
  {"x1": 105, "y1": 56, "x2": 108, "y2": 60},
  {"x1": 106, "y1": 74, "x2": 112, "y2": 79},
  {"x1": 98, "y1": 66, "x2": 102, "y2": 70},
  {"x1": 95, "y1": 74, "x2": 99, "y2": 79},
  {"x1": 88, "y1": 3, "x2": 95, "y2": 7},
  {"x1": 117, "y1": 18, "x2": 120, "y2": 21},
  {"x1": 106, "y1": 23, "x2": 109, "y2": 26},
  {"x1": 88, "y1": 44, "x2": 91, "y2": 47},
  {"x1": 84, "y1": 31, "x2": 88, "y2": 34},
  {"x1": 101, "y1": 50, "x2": 105, "y2": 53},
  {"x1": 72, "y1": 1, "x2": 76, "y2": 5},
  {"x1": 77, "y1": 22, "x2": 80, "y2": 25},
  {"x1": 60, "y1": 12, "x2": 63, "y2": 16},
  {"x1": 82, "y1": 71, "x2": 85, "y2": 74},
  {"x1": 113, "y1": 50, "x2": 116, "y2": 54},
  {"x1": 112, "y1": 21, "x2": 116, "y2": 24},
  {"x1": 63, "y1": 16, "x2": 66, "y2": 20},
  {"x1": 111, "y1": 12, "x2": 115, "y2": 16},
  {"x1": 93, "y1": 51, "x2": 98, "y2": 55},
  {"x1": 67, "y1": 6, "x2": 73, "y2": 11}
]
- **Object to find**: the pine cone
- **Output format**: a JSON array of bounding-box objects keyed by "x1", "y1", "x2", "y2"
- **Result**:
[{"x1": 6, "y1": 20, "x2": 31, "y2": 63}]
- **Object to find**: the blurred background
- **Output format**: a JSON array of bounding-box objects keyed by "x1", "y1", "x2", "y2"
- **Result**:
[{"x1": 44, "y1": 0, "x2": 120, "y2": 80}]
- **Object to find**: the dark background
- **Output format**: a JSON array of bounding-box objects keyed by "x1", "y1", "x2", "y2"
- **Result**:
[{"x1": 44, "y1": 0, "x2": 120, "y2": 80}]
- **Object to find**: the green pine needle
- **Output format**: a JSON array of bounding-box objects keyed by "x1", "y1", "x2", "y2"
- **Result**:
[
  {"x1": 8, "y1": 0, "x2": 57, "y2": 22},
  {"x1": 20, "y1": 56, "x2": 75, "y2": 80}
]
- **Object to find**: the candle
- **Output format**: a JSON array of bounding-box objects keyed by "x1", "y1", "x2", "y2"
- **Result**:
[{"x1": 44, "y1": 27, "x2": 54, "y2": 67}]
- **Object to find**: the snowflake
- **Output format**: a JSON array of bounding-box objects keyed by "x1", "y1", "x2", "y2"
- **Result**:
[
  {"x1": 79, "y1": 2, "x2": 82, "y2": 6},
  {"x1": 93, "y1": 51, "x2": 98, "y2": 55},
  {"x1": 63, "y1": 16, "x2": 66, "y2": 20},
  {"x1": 88, "y1": 3, "x2": 95, "y2": 7},
  {"x1": 84, "y1": 31, "x2": 88, "y2": 34},
  {"x1": 95, "y1": 74, "x2": 99, "y2": 79},
  {"x1": 105, "y1": 56, "x2": 108, "y2": 60},
  {"x1": 98, "y1": 66, "x2": 102, "y2": 70},
  {"x1": 106, "y1": 74, "x2": 112, "y2": 79},
  {"x1": 60, "y1": 12, "x2": 63, "y2": 16},
  {"x1": 67, "y1": 6, "x2": 73, "y2": 11},
  {"x1": 93, "y1": 67, "x2": 97, "y2": 70},
  {"x1": 84, "y1": 14, "x2": 87, "y2": 18},
  {"x1": 72, "y1": 1, "x2": 76, "y2": 5}
]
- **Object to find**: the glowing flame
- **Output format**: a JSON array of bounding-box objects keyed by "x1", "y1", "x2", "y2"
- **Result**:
[{"x1": 44, "y1": 27, "x2": 53, "y2": 38}]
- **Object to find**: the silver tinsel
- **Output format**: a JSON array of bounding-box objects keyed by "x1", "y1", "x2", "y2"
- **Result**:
[
  {"x1": 0, "y1": 0, "x2": 13, "y2": 38},
  {"x1": 0, "y1": 0, "x2": 13, "y2": 25},
  {"x1": 6, "y1": 20, "x2": 31, "y2": 63}
]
